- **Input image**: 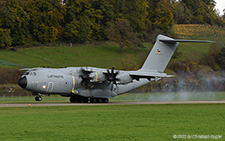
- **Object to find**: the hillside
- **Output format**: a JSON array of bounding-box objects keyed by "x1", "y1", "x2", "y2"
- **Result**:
[
  {"x1": 0, "y1": 40, "x2": 215, "y2": 70},
  {"x1": 1, "y1": 24, "x2": 225, "y2": 70},
  {"x1": 0, "y1": 44, "x2": 151, "y2": 69}
]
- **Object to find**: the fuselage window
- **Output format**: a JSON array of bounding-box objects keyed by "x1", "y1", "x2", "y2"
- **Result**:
[{"x1": 33, "y1": 72, "x2": 37, "y2": 76}]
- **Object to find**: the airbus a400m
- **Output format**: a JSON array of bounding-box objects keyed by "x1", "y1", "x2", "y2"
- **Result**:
[{"x1": 18, "y1": 35, "x2": 213, "y2": 103}]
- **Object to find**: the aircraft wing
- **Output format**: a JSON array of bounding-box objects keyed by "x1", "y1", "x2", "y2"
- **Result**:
[{"x1": 129, "y1": 70, "x2": 174, "y2": 80}]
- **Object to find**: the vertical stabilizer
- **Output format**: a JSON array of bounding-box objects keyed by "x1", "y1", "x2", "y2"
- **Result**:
[{"x1": 141, "y1": 35, "x2": 179, "y2": 73}]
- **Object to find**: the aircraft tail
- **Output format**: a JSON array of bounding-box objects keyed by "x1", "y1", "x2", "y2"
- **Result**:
[
  {"x1": 141, "y1": 35, "x2": 179, "y2": 73},
  {"x1": 141, "y1": 34, "x2": 213, "y2": 73}
]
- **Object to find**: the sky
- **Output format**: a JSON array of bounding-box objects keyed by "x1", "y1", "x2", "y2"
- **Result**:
[{"x1": 215, "y1": 0, "x2": 225, "y2": 15}]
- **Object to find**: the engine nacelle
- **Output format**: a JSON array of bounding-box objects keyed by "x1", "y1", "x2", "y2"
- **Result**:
[
  {"x1": 117, "y1": 73, "x2": 133, "y2": 84},
  {"x1": 90, "y1": 71, "x2": 105, "y2": 83}
]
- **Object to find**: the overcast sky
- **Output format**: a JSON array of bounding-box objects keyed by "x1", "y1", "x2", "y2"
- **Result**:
[{"x1": 215, "y1": 0, "x2": 225, "y2": 15}]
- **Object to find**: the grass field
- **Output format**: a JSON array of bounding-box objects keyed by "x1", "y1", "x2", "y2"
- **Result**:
[
  {"x1": 0, "y1": 44, "x2": 150, "y2": 69},
  {"x1": 0, "y1": 36, "x2": 220, "y2": 69},
  {"x1": 174, "y1": 24, "x2": 225, "y2": 37},
  {"x1": 0, "y1": 95, "x2": 69, "y2": 104},
  {"x1": 0, "y1": 104, "x2": 224, "y2": 140},
  {"x1": 175, "y1": 42, "x2": 212, "y2": 61},
  {"x1": 0, "y1": 40, "x2": 215, "y2": 69},
  {"x1": 1, "y1": 91, "x2": 225, "y2": 104}
]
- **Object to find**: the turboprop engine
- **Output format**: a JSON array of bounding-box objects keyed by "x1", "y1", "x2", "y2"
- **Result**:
[
  {"x1": 89, "y1": 71, "x2": 106, "y2": 83},
  {"x1": 116, "y1": 72, "x2": 133, "y2": 84}
]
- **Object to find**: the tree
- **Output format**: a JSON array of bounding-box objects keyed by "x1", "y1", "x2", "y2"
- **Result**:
[
  {"x1": 147, "y1": 0, "x2": 173, "y2": 32},
  {"x1": 180, "y1": 0, "x2": 222, "y2": 25},
  {"x1": 25, "y1": 0, "x2": 66, "y2": 43},
  {"x1": 112, "y1": 0, "x2": 148, "y2": 32},
  {"x1": 217, "y1": 47, "x2": 225, "y2": 70},
  {"x1": 64, "y1": 0, "x2": 104, "y2": 42},
  {"x1": 64, "y1": 17, "x2": 92, "y2": 43},
  {"x1": 35, "y1": 24, "x2": 59, "y2": 43},
  {"x1": 202, "y1": 43, "x2": 222, "y2": 71},
  {"x1": 107, "y1": 19, "x2": 143, "y2": 53},
  {"x1": 0, "y1": 0, "x2": 31, "y2": 45},
  {"x1": 0, "y1": 28, "x2": 12, "y2": 48},
  {"x1": 91, "y1": 0, "x2": 115, "y2": 41},
  {"x1": 172, "y1": 1, "x2": 191, "y2": 24},
  {"x1": 223, "y1": 9, "x2": 225, "y2": 20}
]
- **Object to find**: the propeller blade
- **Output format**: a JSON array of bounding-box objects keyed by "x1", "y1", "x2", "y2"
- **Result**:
[
  {"x1": 111, "y1": 83, "x2": 113, "y2": 91},
  {"x1": 107, "y1": 69, "x2": 110, "y2": 74},
  {"x1": 112, "y1": 67, "x2": 114, "y2": 74},
  {"x1": 105, "y1": 67, "x2": 120, "y2": 91}
]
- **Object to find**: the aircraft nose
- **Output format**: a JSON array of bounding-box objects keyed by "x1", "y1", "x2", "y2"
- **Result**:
[{"x1": 18, "y1": 76, "x2": 27, "y2": 89}]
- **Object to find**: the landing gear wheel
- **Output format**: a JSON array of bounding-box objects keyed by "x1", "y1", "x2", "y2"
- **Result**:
[
  {"x1": 98, "y1": 98, "x2": 103, "y2": 103},
  {"x1": 70, "y1": 96, "x2": 78, "y2": 103},
  {"x1": 83, "y1": 97, "x2": 89, "y2": 103},
  {"x1": 77, "y1": 96, "x2": 83, "y2": 103},
  {"x1": 103, "y1": 98, "x2": 109, "y2": 103},
  {"x1": 70, "y1": 95, "x2": 89, "y2": 103},
  {"x1": 70, "y1": 97, "x2": 74, "y2": 103},
  {"x1": 35, "y1": 96, "x2": 42, "y2": 101},
  {"x1": 90, "y1": 98, "x2": 97, "y2": 103},
  {"x1": 90, "y1": 98, "x2": 108, "y2": 103}
]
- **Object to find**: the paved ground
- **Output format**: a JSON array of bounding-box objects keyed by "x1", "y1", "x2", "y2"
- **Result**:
[{"x1": 1, "y1": 101, "x2": 225, "y2": 107}]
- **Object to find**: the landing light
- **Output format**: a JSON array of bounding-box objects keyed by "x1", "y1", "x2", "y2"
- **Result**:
[{"x1": 42, "y1": 85, "x2": 46, "y2": 89}]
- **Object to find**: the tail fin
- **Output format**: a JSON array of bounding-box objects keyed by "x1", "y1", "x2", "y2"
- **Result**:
[
  {"x1": 141, "y1": 34, "x2": 213, "y2": 73},
  {"x1": 141, "y1": 35, "x2": 179, "y2": 73}
]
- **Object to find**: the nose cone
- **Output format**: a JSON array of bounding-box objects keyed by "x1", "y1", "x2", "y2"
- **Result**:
[{"x1": 18, "y1": 76, "x2": 27, "y2": 89}]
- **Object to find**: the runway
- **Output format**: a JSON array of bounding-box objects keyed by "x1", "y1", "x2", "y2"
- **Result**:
[{"x1": 1, "y1": 101, "x2": 225, "y2": 107}]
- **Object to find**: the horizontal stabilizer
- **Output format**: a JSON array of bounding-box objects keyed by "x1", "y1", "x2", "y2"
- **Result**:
[
  {"x1": 159, "y1": 39, "x2": 214, "y2": 43},
  {"x1": 129, "y1": 71, "x2": 174, "y2": 79}
]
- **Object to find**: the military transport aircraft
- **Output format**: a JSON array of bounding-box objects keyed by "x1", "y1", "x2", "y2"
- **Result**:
[{"x1": 18, "y1": 35, "x2": 213, "y2": 103}]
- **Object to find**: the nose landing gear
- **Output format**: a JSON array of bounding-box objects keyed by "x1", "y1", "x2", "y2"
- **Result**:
[{"x1": 35, "y1": 95, "x2": 42, "y2": 101}]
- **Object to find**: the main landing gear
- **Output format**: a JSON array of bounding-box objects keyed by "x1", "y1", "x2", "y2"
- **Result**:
[{"x1": 70, "y1": 95, "x2": 109, "y2": 103}]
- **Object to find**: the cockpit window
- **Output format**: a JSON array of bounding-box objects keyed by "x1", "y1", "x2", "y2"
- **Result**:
[
  {"x1": 28, "y1": 71, "x2": 37, "y2": 76},
  {"x1": 24, "y1": 72, "x2": 29, "y2": 75}
]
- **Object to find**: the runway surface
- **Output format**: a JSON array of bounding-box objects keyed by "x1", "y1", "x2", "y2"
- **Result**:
[{"x1": 1, "y1": 101, "x2": 225, "y2": 107}]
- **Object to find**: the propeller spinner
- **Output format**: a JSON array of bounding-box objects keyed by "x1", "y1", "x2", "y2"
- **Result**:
[{"x1": 79, "y1": 67, "x2": 93, "y2": 88}]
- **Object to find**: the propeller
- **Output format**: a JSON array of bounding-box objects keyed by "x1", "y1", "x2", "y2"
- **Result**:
[
  {"x1": 79, "y1": 67, "x2": 93, "y2": 88},
  {"x1": 105, "y1": 67, "x2": 120, "y2": 91}
]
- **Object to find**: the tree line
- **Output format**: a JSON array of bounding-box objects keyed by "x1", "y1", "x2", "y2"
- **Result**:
[
  {"x1": 172, "y1": 0, "x2": 225, "y2": 25},
  {"x1": 0, "y1": 0, "x2": 224, "y2": 48}
]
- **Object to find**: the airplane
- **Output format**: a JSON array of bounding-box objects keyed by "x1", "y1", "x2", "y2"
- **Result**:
[{"x1": 18, "y1": 35, "x2": 213, "y2": 103}]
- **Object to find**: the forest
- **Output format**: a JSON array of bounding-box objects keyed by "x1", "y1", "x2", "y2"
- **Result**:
[{"x1": 0, "y1": 0, "x2": 224, "y2": 47}]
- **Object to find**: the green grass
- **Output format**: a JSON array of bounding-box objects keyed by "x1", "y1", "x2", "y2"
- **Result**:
[
  {"x1": 0, "y1": 104, "x2": 224, "y2": 140},
  {"x1": 0, "y1": 35, "x2": 221, "y2": 69},
  {"x1": 0, "y1": 95, "x2": 69, "y2": 104},
  {"x1": 0, "y1": 44, "x2": 150, "y2": 69},
  {"x1": 1, "y1": 92, "x2": 225, "y2": 104},
  {"x1": 176, "y1": 42, "x2": 211, "y2": 61},
  {"x1": 113, "y1": 91, "x2": 225, "y2": 102}
]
